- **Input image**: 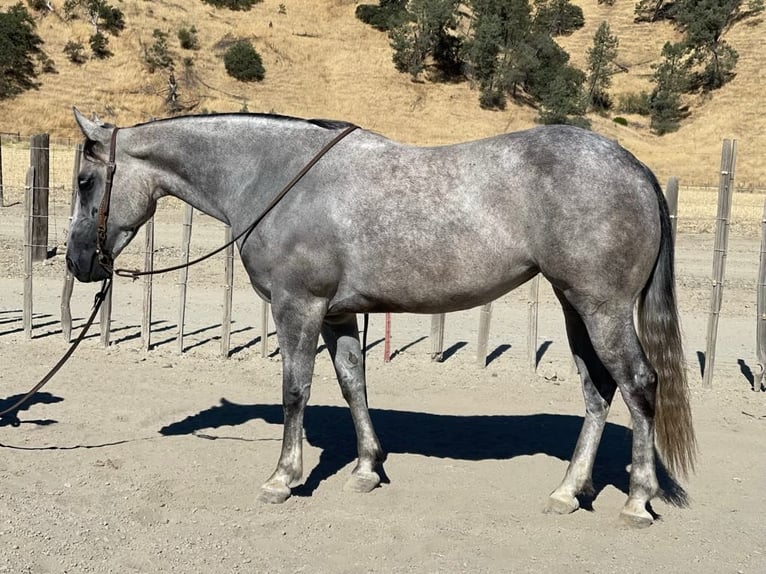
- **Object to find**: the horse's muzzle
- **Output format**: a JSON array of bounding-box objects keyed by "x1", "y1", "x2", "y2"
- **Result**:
[{"x1": 66, "y1": 252, "x2": 112, "y2": 282}]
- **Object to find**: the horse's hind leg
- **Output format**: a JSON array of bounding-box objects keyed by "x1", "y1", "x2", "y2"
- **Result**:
[
  {"x1": 561, "y1": 291, "x2": 659, "y2": 527},
  {"x1": 321, "y1": 313, "x2": 385, "y2": 493},
  {"x1": 258, "y1": 295, "x2": 326, "y2": 504},
  {"x1": 545, "y1": 289, "x2": 617, "y2": 515}
]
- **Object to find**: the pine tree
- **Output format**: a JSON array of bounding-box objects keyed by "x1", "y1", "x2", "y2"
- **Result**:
[
  {"x1": 585, "y1": 21, "x2": 619, "y2": 111},
  {"x1": 650, "y1": 42, "x2": 692, "y2": 134},
  {"x1": 673, "y1": 0, "x2": 763, "y2": 90},
  {"x1": 388, "y1": 0, "x2": 460, "y2": 80},
  {"x1": 0, "y1": 3, "x2": 45, "y2": 99}
]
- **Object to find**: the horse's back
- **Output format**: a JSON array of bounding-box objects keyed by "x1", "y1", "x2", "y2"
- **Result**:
[{"x1": 260, "y1": 124, "x2": 663, "y2": 314}]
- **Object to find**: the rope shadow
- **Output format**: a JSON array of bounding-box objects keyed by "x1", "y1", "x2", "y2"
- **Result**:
[{"x1": 389, "y1": 335, "x2": 428, "y2": 360}]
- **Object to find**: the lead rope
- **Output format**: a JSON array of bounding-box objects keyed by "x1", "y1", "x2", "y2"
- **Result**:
[
  {"x1": 0, "y1": 278, "x2": 112, "y2": 426},
  {"x1": 114, "y1": 125, "x2": 359, "y2": 279},
  {"x1": 1, "y1": 125, "x2": 360, "y2": 427}
]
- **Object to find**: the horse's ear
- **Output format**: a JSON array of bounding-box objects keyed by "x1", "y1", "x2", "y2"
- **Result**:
[{"x1": 73, "y1": 107, "x2": 112, "y2": 161}]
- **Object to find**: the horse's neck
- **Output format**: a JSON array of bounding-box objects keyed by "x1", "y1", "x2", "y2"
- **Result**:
[{"x1": 143, "y1": 119, "x2": 315, "y2": 227}]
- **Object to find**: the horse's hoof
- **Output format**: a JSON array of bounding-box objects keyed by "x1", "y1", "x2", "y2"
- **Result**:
[
  {"x1": 543, "y1": 494, "x2": 579, "y2": 515},
  {"x1": 343, "y1": 471, "x2": 380, "y2": 493},
  {"x1": 258, "y1": 482, "x2": 292, "y2": 504},
  {"x1": 618, "y1": 509, "x2": 653, "y2": 528}
]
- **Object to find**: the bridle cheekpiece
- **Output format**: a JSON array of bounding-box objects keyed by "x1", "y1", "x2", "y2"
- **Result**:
[{"x1": 95, "y1": 127, "x2": 119, "y2": 271}]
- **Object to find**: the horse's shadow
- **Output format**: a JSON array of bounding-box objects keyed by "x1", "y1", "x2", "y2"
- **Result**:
[{"x1": 160, "y1": 399, "x2": 688, "y2": 508}]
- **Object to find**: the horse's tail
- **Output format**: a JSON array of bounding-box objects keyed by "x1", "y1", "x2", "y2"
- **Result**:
[{"x1": 637, "y1": 173, "x2": 697, "y2": 479}]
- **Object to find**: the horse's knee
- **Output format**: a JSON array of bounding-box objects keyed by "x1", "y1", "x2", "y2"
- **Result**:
[
  {"x1": 336, "y1": 351, "x2": 364, "y2": 396},
  {"x1": 282, "y1": 380, "x2": 311, "y2": 407}
]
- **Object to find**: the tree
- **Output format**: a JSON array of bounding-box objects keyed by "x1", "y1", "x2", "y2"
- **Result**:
[
  {"x1": 585, "y1": 21, "x2": 619, "y2": 111},
  {"x1": 63, "y1": 0, "x2": 125, "y2": 59},
  {"x1": 633, "y1": 0, "x2": 674, "y2": 22},
  {"x1": 525, "y1": 32, "x2": 587, "y2": 125},
  {"x1": 64, "y1": 40, "x2": 87, "y2": 64},
  {"x1": 64, "y1": 0, "x2": 124, "y2": 34},
  {"x1": 224, "y1": 40, "x2": 265, "y2": 81},
  {"x1": 463, "y1": 0, "x2": 534, "y2": 107},
  {"x1": 200, "y1": 0, "x2": 261, "y2": 10},
  {"x1": 144, "y1": 29, "x2": 174, "y2": 72},
  {"x1": 533, "y1": 0, "x2": 585, "y2": 37},
  {"x1": 650, "y1": 42, "x2": 692, "y2": 134},
  {"x1": 89, "y1": 31, "x2": 110, "y2": 58},
  {"x1": 674, "y1": 0, "x2": 763, "y2": 90},
  {"x1": 356, "y1": 0, "x2": 410, "y2": 31},
  {"x1": 537, "y1": 64, "x2": 589, "y2": 127},
  {"x1": 178, "y1": 26, "x2": 199, "y2": 50},
  {"x1": 0, "y1": 3, "x2": 45, "y2": 99},
  {"x1": 388, "y1": 0, "x2": 461, "y2": 80}
]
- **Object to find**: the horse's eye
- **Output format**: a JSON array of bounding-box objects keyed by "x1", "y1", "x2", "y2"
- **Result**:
[{"x1": 78, "y1": 176, "x2": 92, "y2": 191}]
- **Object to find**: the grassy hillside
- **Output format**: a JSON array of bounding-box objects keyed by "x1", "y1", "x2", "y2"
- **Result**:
[{"x1": 0, "y1": 0, "x2": 764, "y2": 187}]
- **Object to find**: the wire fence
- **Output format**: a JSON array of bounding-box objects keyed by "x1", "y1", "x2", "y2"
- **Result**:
[{"x1": 1, "y1": 139, "x2": 78, "y2": 206}]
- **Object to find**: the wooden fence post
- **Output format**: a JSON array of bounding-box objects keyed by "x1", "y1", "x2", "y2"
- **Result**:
[
  {"x1": 221, "y1": 225, "x2": 234, "y2": 358},
  {"x1": 430, "y1": 313, "x2": 445, "y2": 361},
  {"x1": 61, "y1": 144, "x2": 82, "y2": 341},
  {"x1": 476, "y1": 303, "x2": 492, "y2": 367},
  {"x1": 703, "y1": 139, "x2": 737, "y2": 388},
  {"x1": 665, "y1": 176, "x2": 679, "y2": 243},
  {"x1": 142, "y1": 217, "x2": 155, "y2": 351},
  {"x1": 754, "y1": 197, "x2": 766, "y2": 392},
  {"x1": 177, "y1": 205, "x2": 193, "y2": 353},
  {"x1": 260, "y1": 300, "x2": 270, "y2": 357},
  {"x1": 0, "y1": 137, "x2": 4, "y2": 207},
  {"x1": 29, "y1": 134, "x2": 49, "y2": 261},
  {"x1": 528, "y1": 275, "x2": 540, "y2": 373},
  {"x1": 23, "y1": 167, "x2": 34, "y2": 338}
]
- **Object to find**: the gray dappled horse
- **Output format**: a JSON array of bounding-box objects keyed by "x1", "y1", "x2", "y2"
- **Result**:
[{"x1": 67, "y1": 109, "x2": 695, "y2": 527}]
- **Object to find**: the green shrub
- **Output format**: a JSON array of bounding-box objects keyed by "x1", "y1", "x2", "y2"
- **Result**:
[
  {"x1": 145, "y1": 29, "x2": 173, "y2": 72},
  {"x1": 38, "y1": 52, "x2": 56, "y2": 73},
  {"x1": 479, "y1": 89, "x2": 506, "y2": 110},
  {"x1": 356, "y1": 1, "x2": 409, "y2": 32},
  {"x1": 63, "y1": 40, "x2": 87, "y2": 63},
  {"x1": 617, "y1": 91, "x2": 651, "y2": 115},
  {"x1": 89, "y1": 32, "x2": 111, "y2": 59},
  {"x1": 223, "y1": 40, "x2": 265, "y2": 81},
  {"x1": 26, "y1": 0, "x2": 49, "y2": 12},
  {"x1": 534, "y1": 0, "x2": 585, "y2": 37},
  {"x1": 201, "y1": 0, "x2": 261, "y2": 11},
  {"x1": 178, "y1": 26, "x2": 199, "y2": 50},
  {"x1": 612, "y1": 116, "x2": 628, "y2": 126}
]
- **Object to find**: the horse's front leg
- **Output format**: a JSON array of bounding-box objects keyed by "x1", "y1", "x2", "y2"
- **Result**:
[
  {"x1": 258, "y1": 295, "x2": 326, "y2": 504},
  {"x1": 321, "y1": 313, "x2": 385, "y2": 493}
]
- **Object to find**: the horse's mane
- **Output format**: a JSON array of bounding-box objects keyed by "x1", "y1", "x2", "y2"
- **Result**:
[{"x1": 131, "y1": 112, "x2": 354, "y2": 131}]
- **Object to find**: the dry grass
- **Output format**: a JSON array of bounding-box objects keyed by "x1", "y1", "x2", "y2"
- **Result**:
[
  {"x1": 677, "y1": 187, "x2": 765, "y2": 237},
  {"x1": 0, "y1": 0, "x2": 764, "y2": 200}
]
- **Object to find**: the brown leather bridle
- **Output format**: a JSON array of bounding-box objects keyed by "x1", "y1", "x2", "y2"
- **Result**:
[{"x1": 95, "y1": 126, "x2": 120, "y2": 271}]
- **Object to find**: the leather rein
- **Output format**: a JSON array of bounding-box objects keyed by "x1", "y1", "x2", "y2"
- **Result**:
[{"x1": 0, "y1": 123, "x2": 359, "y2": 427}]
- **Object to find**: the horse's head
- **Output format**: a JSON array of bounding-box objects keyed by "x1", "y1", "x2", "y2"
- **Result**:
[{"x1": 66, "y1": 108, "x2": 156, "y2": 282}]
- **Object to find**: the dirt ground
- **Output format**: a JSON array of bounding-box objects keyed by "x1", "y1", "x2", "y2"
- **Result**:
[{"x1": 0, "y1": 200, "x2": 764, "y2": 574}]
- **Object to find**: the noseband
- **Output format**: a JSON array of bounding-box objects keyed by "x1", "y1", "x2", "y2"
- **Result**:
[{"x1": 95, "y1": 127, "x2": 120, "y2": 270}]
